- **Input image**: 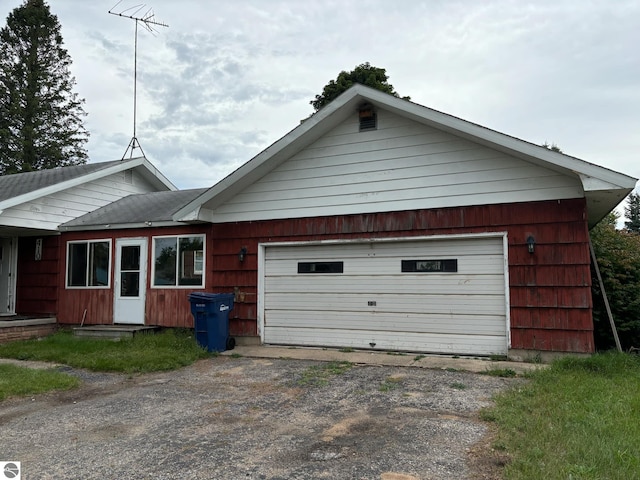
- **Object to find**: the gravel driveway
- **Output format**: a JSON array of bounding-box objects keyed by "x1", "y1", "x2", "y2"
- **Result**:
[{"x1": 0, "y1": 356, "x2": 518, "y2": 479}]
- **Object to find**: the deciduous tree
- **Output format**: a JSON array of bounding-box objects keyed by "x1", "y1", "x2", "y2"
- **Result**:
[
  {"x1": 590, "y1": 212, "x2": 640, "y2": 350},
  {"x1": 311, "y1": 62, "x2": 409, "y2": 111}
]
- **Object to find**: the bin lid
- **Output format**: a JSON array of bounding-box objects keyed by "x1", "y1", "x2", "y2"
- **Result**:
[{"x1": 188, "y1": 292, "x2": 235, "y2": 302}]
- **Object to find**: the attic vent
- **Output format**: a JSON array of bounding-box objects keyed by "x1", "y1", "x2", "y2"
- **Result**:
[
  {"x1": 124, "y1": 169, "x2": 133, "y2": 184},
  {"x1": 359, "y1": 105, "x2": 377, "y2": 131}
]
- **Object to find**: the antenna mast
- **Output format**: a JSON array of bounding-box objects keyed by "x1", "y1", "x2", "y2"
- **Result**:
[{"x1": 108, "y1": 1, "x2": 168, "y2": 159}]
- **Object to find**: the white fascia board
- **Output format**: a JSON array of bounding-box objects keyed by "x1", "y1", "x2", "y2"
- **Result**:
[
  {"x1": 137, "y1": 157, "x2": 177, "y2": 191},
  {"x1": 59, "y1": 220, "x2": 183, "y2": 232},
  {"x1": 0, "y1": 157, "x2": 146, "y2": 210},
  {"x1": 174, "y1": 205, "x2": 210, "y2": 223}
]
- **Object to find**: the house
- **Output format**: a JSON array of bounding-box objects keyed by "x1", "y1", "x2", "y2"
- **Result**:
[
  {"x1": 0, "y1": 157, "x2": 175, "y2": 341},
  {"x1": 54, "y1": 84, "x2": 636, "y2": 357}
]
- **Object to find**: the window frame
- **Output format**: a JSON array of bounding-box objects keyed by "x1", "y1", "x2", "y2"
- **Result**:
[
  {"x1": 401, "y1": 259, "x2": 458, "y2": 273},
  {"x1": 151, "y1": 234, "x2": 206, "y2": 288},
  {"x1": 297, "y1": 261, "x2": 344, "y2": 274},
  {"x1": 65, "y1": 239, "x2": 112, "y2": 289}
]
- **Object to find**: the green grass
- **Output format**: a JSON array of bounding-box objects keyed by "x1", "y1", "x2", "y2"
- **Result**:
[
  {"x1": 0, "y1": 329, "x2": 210, "y2": 373},
  {"x1": 482, "y1": 352, "x2": 640, "y2": 479},
  {"x1": 0, "y1": 364, "x2": 80, "y2": 401},
  {"x1": 296, "y1": 361, "x2": 353, "y2": 387},
  {"x1": 450, "y1": 382, "x2": 467, "y2": 390}
]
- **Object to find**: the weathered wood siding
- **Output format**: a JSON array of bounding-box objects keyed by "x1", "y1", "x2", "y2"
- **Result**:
[
  {"x1": 208, "y1": 110, "x2": 583, "y2": 223},
  {"x1": 212, "y1": 198, "x2": 593, "y2": 353},
  {"x1": 57, "y1": 225, "x2": 209, "y2": 328},
  {"x1": 16, "y1": 236, "x2": 59, "y2": 315},
  {"x1": 1, "y1": 169, "x2": 159, "y2": 231}
]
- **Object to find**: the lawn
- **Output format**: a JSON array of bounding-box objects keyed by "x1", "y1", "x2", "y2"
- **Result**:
[
  {"x1": 482, "y1": 352, "x2": 640, "y2": 479},
  {"x1": 0, "y1": 329, "x2": 210, "y2": 374},
  {"x1": 0, "y1": 363, "x2": 80, "y2": 401}
]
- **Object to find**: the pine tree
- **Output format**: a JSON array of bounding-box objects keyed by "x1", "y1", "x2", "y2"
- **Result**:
[
  {"x1": 625, "y1": 192, "x2": 640, "y2": 233},
  {"x1": 0, "y1": 0, "x2": 88, "y2": 175}
]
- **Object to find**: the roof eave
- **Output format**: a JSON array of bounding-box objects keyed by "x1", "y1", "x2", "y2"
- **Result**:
[{"x1": 59, "y1": 220, "x2": 185, "y2": 232}]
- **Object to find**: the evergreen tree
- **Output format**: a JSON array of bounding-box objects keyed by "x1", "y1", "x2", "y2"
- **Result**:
[
  {"x1": 624, "y1": 192, "x2": 640, "y2": 233},
  {"x1": 311, "y1": 62, "x2": 409, "y2": 111},
  {"x1": 0, "y1": 0, "x2": 88, "y2": 175}
]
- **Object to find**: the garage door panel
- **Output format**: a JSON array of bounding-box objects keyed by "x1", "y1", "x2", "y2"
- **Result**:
[
  {"x1": 265, "y1": 293, "x2": 505, "y2": 315},
  {"x1": 266, "y1": 238, "x2": 503, "y2": 261},
  {"x1": 265, "y1": 310, "x2": 506, "y2": 336},
  {"x1": 265, "y1": 255, "x2": 505, "y2": 276},
  {"x1": 264, "y1": 327, "x2": 506, "y2": 356},
  {"x1": 265, "y1": 274, "x2": 506, "y2": 295}
]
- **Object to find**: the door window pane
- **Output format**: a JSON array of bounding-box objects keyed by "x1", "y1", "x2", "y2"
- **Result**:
[
  {"x1": 120, "y1": 272, "x2": 140, "y2": 297},
  {"x1": 120, "y1": 245, "x2": 140, "y2": 271}
]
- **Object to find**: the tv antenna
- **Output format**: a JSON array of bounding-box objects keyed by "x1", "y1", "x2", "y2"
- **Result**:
[{"x1": 108, "y1": 1, "x2": 168, "y2": 159}]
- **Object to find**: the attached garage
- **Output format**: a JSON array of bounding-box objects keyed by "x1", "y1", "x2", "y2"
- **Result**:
[
  {"x1": 260, "y1": 234, "x2": 509, "y2": 355},
  {"x1": 173, "y1": 84, "x2": 637, "y2": 355}
]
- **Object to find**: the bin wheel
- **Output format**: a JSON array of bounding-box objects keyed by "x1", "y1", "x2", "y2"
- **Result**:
[{"x1": 226, "y1": 337, "x2": 236, "y2": 350}]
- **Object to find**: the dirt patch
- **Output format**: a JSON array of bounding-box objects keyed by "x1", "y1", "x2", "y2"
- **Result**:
[{"x1": 0, "y1": 357, "x2": 518, "y2": 479}]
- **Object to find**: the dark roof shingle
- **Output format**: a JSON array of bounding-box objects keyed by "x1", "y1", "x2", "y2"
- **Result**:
[{"x1": 61, "y1": 188, "x2": 208, "y2": 228}]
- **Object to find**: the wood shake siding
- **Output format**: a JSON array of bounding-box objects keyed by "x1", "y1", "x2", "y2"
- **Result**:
[
  {"x1": 16, "y1": 236, "x2": 60, "y2": 315},
  {"x1": 56, "y1": 225, "x2": 209, "y2": 328},
  {"x1": 213, "y1": 198, "x2": 592, "y2": 353}
]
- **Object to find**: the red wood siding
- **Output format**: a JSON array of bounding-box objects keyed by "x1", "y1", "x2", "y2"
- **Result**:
[
  {"x1": 57, "y1": 226, "x2": 208, "y2": 328},
  {"x1": 16, "y1": 236, "x2": 59, "y2": 315},
  {"x1": 211, "y1": 198, "x2": 593, "y2": 353},
  {"x1": 56, "y1": 198, "x2": 593, "y2": 353}
]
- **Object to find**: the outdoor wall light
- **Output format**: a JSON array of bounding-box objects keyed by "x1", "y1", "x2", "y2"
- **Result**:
[
  {"x1": 238, "y1": 247, "x2": 248, "y2": 262},
  {"x1": 526, "y1": 235, "x2": 535, "y2": 254}
]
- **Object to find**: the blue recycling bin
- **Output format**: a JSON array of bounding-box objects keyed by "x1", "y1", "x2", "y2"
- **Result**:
[{"x1": 188, "y1": 292, "x2": 235, "y2": 352}]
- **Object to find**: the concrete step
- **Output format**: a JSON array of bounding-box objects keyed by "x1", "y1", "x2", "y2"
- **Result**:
[{"x1": 73, "y1": 325, "x2": 160, "y2": 340}]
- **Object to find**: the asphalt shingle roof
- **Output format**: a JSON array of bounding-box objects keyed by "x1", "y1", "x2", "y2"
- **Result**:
[
  {"x1": 0, "y1": 160, "x2": 125, "y2": 202},
  {"x1": 61, "y1": 188, "x2": 209, "y2": 228}
]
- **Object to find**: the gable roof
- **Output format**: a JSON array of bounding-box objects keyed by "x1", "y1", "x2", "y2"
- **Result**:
[
  {"x1": 0, "y1": 156, "x2": 176, "y2": 211},
  {"x1": 60, "y1": 188, "x2": 209, "y2": 231},
  {"x1": 173, "y1": 84, "x2": 637, "y2": 227}
]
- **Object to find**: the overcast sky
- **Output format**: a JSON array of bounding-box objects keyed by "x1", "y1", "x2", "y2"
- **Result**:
[{"x1": 2, "y1": 0, "x2": 639, "y2": 198}]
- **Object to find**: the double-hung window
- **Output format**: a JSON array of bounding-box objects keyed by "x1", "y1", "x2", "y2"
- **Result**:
[
  {"x1": 152, "y1": 235, "x2": 205, "y2": 287},
  {"x1": 66, "y1": 240, "x2": 111, "y2": 288}
]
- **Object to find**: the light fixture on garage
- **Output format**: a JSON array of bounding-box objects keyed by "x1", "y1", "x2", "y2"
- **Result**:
[
  {"x1": 238, "y1": 247, "x2": 248, "y2": 262},
  {"x1": 527, "y1": 235, "x2": 535, "y2": 254}
]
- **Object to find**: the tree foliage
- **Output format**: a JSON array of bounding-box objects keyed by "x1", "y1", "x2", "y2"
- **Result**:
[
  {"x1": 311, "y1": 62, "x2": 409, "y2": 111},
  {"x1": 0, "y1": 0, "x2": 88, "y2": 175},
  {"x1": 624, "y1": 192, "x2": 640, "y2": 233},
  {"x1": 542, "y1": 142, "x2": 563, "y2": 153},
  {"x1": 590, "y1": 211, "x2": 640, "y2": 350}
]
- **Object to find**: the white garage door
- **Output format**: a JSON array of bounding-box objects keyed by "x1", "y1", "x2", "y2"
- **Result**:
[{"x1": 262, "y1": 236, "x2": 508, "y2": 356}]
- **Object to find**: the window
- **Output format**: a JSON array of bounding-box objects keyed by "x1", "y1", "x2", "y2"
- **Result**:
[
  {"x1": 153, "y1": 235, "x2": 204, "y2": 287},
  {"x1": 298, "y1": 261, "x2": 344, "y2": 274},
  {"x1": 401, "y1": 259, "x2": 458, "y2": 273},
  {"x1": 67, "y1": 240, "x2": 111, "y2": 287}
]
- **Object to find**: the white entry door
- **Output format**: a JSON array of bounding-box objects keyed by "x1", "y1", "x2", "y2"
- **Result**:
[
  {"x1": 114, "y1": 238, "x2": 147, "y2": 325},
  {"x1": 0, "y1": 237, "x2": 17, "y2": 316}
]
